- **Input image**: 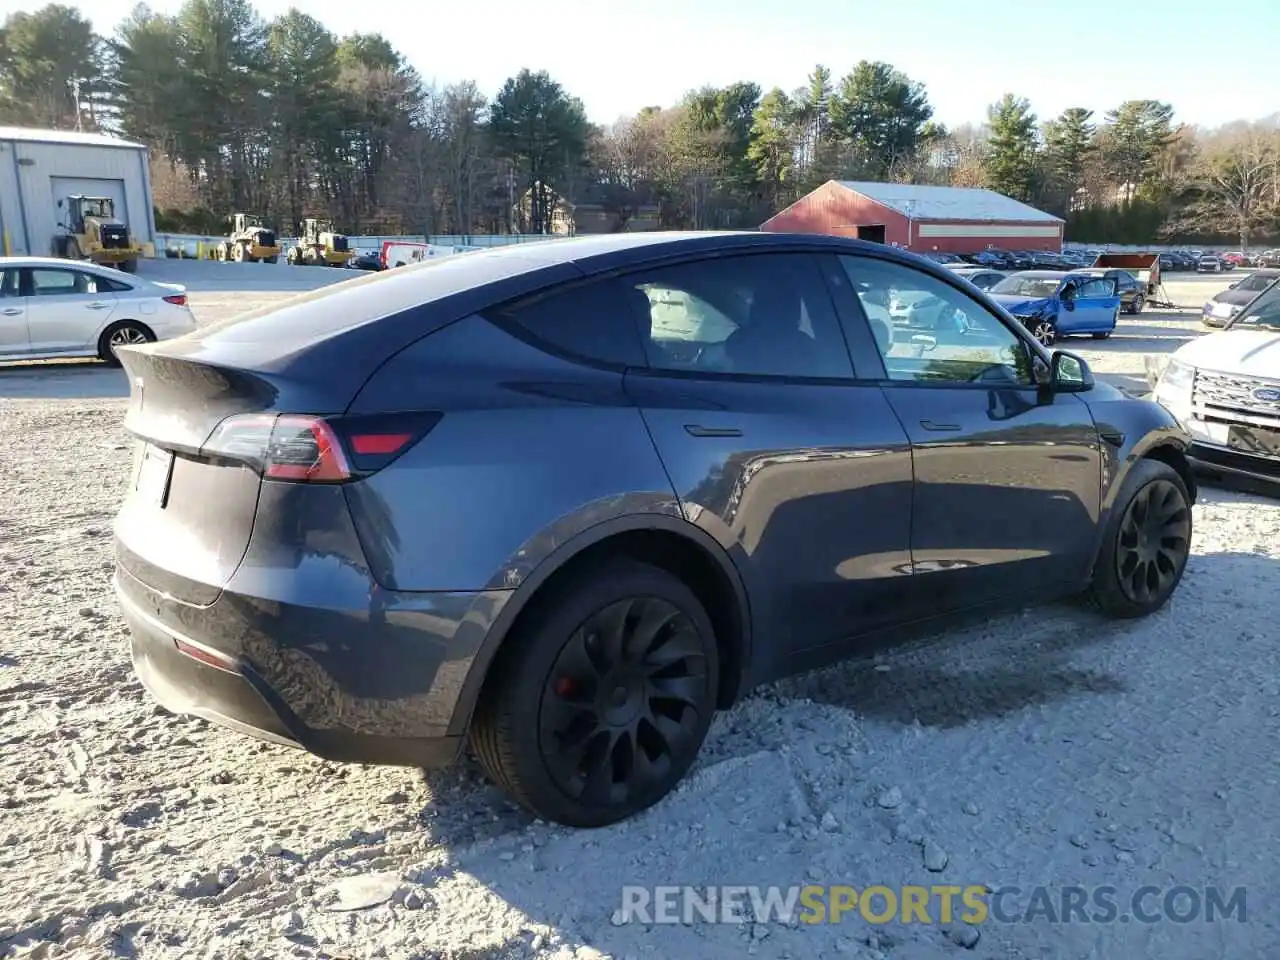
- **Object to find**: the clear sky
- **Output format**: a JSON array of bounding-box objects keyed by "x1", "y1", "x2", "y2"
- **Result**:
[{"x1": 11, "y1": 0, "x2": 1279, "y2": 130}]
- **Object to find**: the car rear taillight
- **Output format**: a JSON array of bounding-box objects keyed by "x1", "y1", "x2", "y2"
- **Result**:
[
  {"x1": 163, "y1": 294, "x2": 188, "y2": 307},
  {"x1": 201, "y1": 412, "x2": 440, "y2": 482}
]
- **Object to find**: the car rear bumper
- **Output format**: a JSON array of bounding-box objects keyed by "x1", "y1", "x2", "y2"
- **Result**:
[{"x1": 115, "y1": 559, "x2": 512, "y2": 767}]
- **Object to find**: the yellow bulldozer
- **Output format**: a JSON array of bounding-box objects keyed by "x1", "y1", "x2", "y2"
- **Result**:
[
  {"x1": 287, "y1": 218, "x2": 354, "y2": 267},
  {"x1": 54, "y1": 195, "x2": 142, "y2": 273},
  {"x1": 213, "y1": 213, "x2": 281, "y2": 263}
]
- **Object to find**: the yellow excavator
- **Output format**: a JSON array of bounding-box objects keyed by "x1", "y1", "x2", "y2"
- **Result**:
[
  {"x1": 213, "y1": 214, "x2": 281, "y2": 263},
  {"x1": 287, "y1": 218, "x2": 354, "y2": 267},
  {"x1": 53, "y1": 195, "x2": 142, "y2": 273}
]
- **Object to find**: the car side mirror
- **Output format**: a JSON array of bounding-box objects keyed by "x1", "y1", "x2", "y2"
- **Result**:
[{"x1": 1051, "y1": 350, "x2": 1094, "y2": 392}]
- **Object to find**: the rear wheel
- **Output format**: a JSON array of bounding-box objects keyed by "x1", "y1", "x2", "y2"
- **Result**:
[
  {"x1": 1087, "y1": 459, "x2": 1192, "y2": 618},
  {"x1": 470, "y1": 560, "x2": 719, "y2": 827},
  {"x1": 98, "y1": 320, "x2": 156, "y2": 366},
  {"x1": 1130, "y1": 294, "x2": 1144, "y2": 315},
  {"x1": 286, "y1": 246, "x2": 301, "y2": 265}
]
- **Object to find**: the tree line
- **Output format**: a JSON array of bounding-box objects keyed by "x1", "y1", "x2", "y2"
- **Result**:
[{"x1": 3, "y1": 1, "x2": 1279, "y2": 246}]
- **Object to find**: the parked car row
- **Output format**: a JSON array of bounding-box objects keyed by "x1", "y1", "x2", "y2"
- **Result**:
[{"x1": 921, "y1": 249, "x2": 1099, "y2": 270}]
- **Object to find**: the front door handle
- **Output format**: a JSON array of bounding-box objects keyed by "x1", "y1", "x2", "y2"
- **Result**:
[
  {"x1": 86, "y1": 301, "x2": 111, "y2": 310},
  {"x1": 684, "y1": 424, "x2": 742, "y2": 438},
  {"x1": 1, "y1": 307, "x2": 21, "y2": 316},
  {"x1": 920, "y1": 419, "x2": 961, "y2": 432}
]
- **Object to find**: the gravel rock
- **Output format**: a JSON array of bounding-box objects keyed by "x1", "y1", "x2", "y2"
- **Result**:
[
  {"x1": 876, "y1": 786, "x2": 903, "y2": 809},
  {"x1": 922, "y1": 840, "x2": 949, "y2": 872},
  {"x1": 949, "y1": 924, "x2": 981, "y2": 949}
]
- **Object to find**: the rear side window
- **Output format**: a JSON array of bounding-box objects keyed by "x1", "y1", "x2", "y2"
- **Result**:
[
  {"x1": 94, "y1": 275, "x2": 132, "y2": 293},
  {"x1": 490, "y1": 278, "x2": 646, "y2": 368},
  {"x1": 620, "y1": 253, "x2": 854, "y2": 380}
]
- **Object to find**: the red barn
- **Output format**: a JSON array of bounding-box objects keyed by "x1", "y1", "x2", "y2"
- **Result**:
[{"x1": 760, "y1": 180, "x2": 1064, "y2": 254}]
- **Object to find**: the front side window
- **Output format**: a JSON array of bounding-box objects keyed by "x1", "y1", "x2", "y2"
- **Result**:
[
  {"x1": 623, "y1": 253, "x2": 854, "y2": 379},
  {"x1": 27, "y1": 269, "x2": 118, "y2": 296},
  {"x1": 29, "y1": 269, "x2": 91, "y2": 296},
  {"x1": 840, "y1": 255, "x2": 1034, "y2": 386}
]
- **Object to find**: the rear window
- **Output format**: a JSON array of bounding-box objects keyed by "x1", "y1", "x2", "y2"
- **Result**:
[{"x1": 490, "y1": 278, "x2": 647, "y2": 368}]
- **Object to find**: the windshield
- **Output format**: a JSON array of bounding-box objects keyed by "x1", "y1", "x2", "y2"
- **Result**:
[
  {"x1": 1228, "y1": 279, "x2": 1280, "y2": 330},
  {"x1": 1236, "y1": 273, "x2": 1277, "y2": 293},
  {"x1": 990, "y1": 276, "x2": 1061, "y2": 299}
]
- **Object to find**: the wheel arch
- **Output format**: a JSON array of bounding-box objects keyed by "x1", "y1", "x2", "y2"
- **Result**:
[
  {"x1": 96, "y1": 317, "x2": 156, "y2": 359},
  {"x1": 448, "y1": 515, "x2": 754, "y2": 738}
]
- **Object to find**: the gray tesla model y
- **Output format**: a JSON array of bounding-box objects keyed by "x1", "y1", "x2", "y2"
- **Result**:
[{"x1": 113, "y1": 231, "x2": 1196, "y2": 827}]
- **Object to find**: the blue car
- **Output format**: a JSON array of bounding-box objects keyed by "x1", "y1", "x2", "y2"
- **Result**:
[{"x1": 987, "y1": 270, "x2": 1122, "y2": 346}]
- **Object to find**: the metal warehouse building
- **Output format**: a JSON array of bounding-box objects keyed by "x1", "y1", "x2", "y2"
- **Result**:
[
  {"x1": 0, "y1": 126, "x2": 156, "y2": 258},
  {"x1": 761, "y1": 180, "x2": 1063, "y2": 254}
]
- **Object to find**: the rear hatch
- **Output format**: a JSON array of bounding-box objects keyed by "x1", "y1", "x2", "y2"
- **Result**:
[{"x1": 114, "y1": 247, "x2": 579, "y2": 605}]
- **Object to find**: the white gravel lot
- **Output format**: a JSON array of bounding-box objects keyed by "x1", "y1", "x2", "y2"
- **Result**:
[{"x1": 2, "y1": 262, "x2": 1278, "y2": 960}]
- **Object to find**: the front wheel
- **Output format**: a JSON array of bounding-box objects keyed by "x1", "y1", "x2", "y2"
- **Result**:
[
  {"x1": 470, "y1": 560, "x2": 719, "y2": 827},
  {"x1": 1086, "y1": 459, "x2": 1192, "y2": 618},
  {"x1": 98, "y1": 320, "x2": 156, "y2": 366},
  {"x1": 1028, "y1": 317, "x2": 1057, "y2": 346}
]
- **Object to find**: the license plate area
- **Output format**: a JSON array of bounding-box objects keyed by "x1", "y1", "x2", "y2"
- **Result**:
[
  {"x1": 135, "y1": 443, "x2": 174, "y2": 507},
  {"x1": 1226, "y1": 424, "x2": 1280, "y2": 459}
]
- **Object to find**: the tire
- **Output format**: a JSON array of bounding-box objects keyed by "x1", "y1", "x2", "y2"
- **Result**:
[
  {"x1": 1130, "y1": 294, "x2": 1144, "y2": 315},
  {"x1": 1028, "y1": 317, "x2": 1057, "y2": 346},
  {"x1": 470, "y1": 559, "x2": 720, "y2": 827},
  {"x1": 286, "y1": 247, "x2": 300, "y2": 265},
  {"x1": 119, "y1": 259, "x2": 138, "y2": 274},
  {"x1": 1091, "y1": 332, "x2": 1111, "y2": 339},
  {"x1": 98, "y1": 320, "x2": 156, "y2": 366},
  {"x1": 1086, "y1": 459, "x2": 1193, "y2": 619},
  {"x1": 231, "y1": 243, "x2": 246, "y2": 263},
  {"x1": 66, "y1": 237, "x2": 83, "y2": 261}
]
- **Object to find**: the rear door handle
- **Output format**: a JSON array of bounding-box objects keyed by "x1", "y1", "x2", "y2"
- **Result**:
[
  {"x1": 920, "y1": 419, "x2": 961, "y2": 432},
  {"x1": 86, "y1": 301, "x2": 111, "y2": 310},
  {"x1": 684, "y1": 424, "x2": 742, "y2": 438},
  {"x1": 1, "y1": 307, "x2": 21, "y2": 316}
]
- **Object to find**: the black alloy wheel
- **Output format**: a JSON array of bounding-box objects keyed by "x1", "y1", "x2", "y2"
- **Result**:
[
  {"x1": 1114, "y1": 478, "x2": 1191, "y2": 607},
  {"x1": 470, "y1": 560, "x2": 719, "y2": 827},
  {"x1": 1087, "y1": 458, "x2": 1193, "y2": 618},
  {"x1": 538, "y1": 596, "x2": 707, "y2": 807}
]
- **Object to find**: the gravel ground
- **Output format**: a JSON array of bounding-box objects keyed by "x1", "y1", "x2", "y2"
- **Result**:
[{"x1": 2, "y1": 263, "x2": 1278, "y2": 959}]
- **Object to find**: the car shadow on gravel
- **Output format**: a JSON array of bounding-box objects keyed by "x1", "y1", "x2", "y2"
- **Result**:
[{"x1": 784, "y1": 659, "x2": 1124, "y2": 728}]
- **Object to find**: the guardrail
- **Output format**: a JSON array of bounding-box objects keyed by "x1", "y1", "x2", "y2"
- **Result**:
[{"x1": 153, "y1": 232, "x2": 561, "y2": 259}]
